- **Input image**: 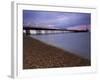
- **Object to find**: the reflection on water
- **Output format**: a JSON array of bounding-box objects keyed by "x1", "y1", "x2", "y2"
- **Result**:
[{"x1": 31, "y1": 32, "x2": 90, "y2": 60}]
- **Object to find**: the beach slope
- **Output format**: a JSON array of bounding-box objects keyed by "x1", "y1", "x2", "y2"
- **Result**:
[{"x1": 23, "y1": 35, "x2": 90, "y2": 69}]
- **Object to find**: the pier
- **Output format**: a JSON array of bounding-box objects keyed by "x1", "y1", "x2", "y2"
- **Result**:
[{"x1": 23, "y1": 26, "x2": 89, "y2": 35}]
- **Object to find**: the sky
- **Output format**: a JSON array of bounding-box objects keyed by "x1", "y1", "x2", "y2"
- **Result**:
[{"x1": 23, "y1": 10, "x2": 91, "y2": 29}]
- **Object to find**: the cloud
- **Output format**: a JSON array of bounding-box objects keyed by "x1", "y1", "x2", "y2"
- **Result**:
[
  {"x1": 23, "y1": 10, "x2": 91, "y2": 29},
  {"x1": 67, "y1": 24, "x2": 91, "y2": 30}
]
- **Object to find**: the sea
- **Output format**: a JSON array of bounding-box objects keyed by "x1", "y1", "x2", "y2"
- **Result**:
[{"x1": 31, "y1": 32, "x2": 90, "y2": 60}]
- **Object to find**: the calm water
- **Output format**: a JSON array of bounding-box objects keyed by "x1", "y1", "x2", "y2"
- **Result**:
[{"x1": 31, "y1": 32, "x2": 90, "y2": 60}]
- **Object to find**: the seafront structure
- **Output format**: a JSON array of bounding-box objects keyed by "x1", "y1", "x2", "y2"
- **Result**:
[{"x1": 23, "y1": 26, "x2": 89, "y2": 35}]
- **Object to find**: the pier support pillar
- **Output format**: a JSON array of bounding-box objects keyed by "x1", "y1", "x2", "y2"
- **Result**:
[{"x1": 26, "y1": 30, "x2": 30, "y2": 35}]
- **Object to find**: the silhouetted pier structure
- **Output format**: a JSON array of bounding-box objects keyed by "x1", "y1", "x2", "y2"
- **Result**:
[{"x1": 23, "y1": 26, "x2": 89, "y2": 35}]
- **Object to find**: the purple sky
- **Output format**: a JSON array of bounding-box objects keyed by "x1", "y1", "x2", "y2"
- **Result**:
[{"x1": 23, "y1": 10, "x2": 91, "y2": 29}]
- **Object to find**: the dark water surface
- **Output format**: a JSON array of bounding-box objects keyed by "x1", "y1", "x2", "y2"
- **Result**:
[{"x1": 31, "y1": 32, "x2": 90, "y2": 60}]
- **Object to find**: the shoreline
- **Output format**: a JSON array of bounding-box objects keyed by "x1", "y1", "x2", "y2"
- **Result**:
[{"x1": 23, "y1": 34, "x2": 90, "y2": 69}]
